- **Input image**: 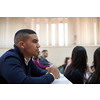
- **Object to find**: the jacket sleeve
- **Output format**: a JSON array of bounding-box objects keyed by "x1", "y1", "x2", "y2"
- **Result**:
[
  {"x1": 0, "y1": 57, "x2": 54, "y2": 84},
  {"x1": 39, "y1": 57, "x2": 51, "y2": 66}
]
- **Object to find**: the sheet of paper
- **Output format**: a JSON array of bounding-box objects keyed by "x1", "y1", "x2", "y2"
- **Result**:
[{"x1": 51, "y1": 74, "x2": 72, "y2": 84}]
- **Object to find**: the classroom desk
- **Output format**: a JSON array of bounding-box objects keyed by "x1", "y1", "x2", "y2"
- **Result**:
[{"x1": 51, "y1": 74, "x2": 72, "y2": 84}]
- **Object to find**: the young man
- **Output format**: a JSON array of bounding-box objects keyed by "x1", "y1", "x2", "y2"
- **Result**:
[
  {"x1": 0, "y1": 29, "x2": 59, "y2": 84},
  {"x1": 39, "y1": 50, "x2": 52, "y2": 66}
]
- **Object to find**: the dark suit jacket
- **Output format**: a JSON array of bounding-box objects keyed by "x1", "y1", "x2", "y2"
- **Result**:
[
  {"x1": 0, "y1": 45, "x2": 54, "y2": 84},
  {"x1": 39, "y1": 56, "x2": 52, "y2": 66}
]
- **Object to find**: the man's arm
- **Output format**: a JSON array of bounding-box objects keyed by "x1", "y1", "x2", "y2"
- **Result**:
[{"x1": 0, "y1": 57, "x2": 54, "y2": 84}]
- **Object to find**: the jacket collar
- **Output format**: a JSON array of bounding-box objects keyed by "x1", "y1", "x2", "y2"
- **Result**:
[
  {"x1": 14, "y1": 44, "x2": 32, "y2": 64},
  {"x1": 14, "y1": 44, "x2": 25, "y2": 62}
]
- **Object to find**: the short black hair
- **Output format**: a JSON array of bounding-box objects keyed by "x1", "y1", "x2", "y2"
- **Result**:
[
  {"x1": 42, "y1": 50, "x2": 48, "y2": 53},
  {"x1": 14, "y1": 29, "x2": 36, "y2": 44}
]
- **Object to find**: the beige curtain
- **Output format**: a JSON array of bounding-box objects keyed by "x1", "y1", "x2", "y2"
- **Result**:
[{"x1": 0, "y1": 17, "x2": 100, "y2": 47}]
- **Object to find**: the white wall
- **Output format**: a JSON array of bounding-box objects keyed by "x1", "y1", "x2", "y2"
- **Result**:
[
  {"x1": 40, "y1": 46, "x2": 99, "y2": 66},
  {"x1": 0, "y1": 46, "x2": 99, "y2": 67}
]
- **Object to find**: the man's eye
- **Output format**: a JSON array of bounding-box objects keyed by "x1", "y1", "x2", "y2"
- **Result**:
[
  {"x1": 33, "y1": 40, "x2": 38, "y2": 43},
  {"x1": 32, "y1": 39, "x2": 38, "y2": 43}
]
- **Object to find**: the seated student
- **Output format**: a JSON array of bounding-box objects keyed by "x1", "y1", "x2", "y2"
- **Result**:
[
  {"x1": 0, "y1": 29, "x2": 60, "y2": 84},
  {"x1": 86, "y1": 47, "x2": 100, "y2": 84},
  {"x1": 84, "y1": 64, "x2": 92, "y2": 83},
  {"x1": 64, "y1": 58, "x2": 72, "y2": 73},
  {"x1": 33, "y1": 51, "x2": 50, "y2": 69},
  {"x1": 58, "y1": 57, "x2": 70, "y2": 74},
  {"x1": 64, "y1": 46, "x2": 90, "y2": 84},
  {"x1": 90, "y1": 61, "x2": 95, "y2": 72},
  {"x1": 39, "y1": 50, "x2": 52, "y2": 66}
]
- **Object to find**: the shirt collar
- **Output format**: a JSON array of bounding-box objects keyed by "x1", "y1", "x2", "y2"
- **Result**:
[{"x1": 24, "y1": 58, "x2": 31, "y2": 66}]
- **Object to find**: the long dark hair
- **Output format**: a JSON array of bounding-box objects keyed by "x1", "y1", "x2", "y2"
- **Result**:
[
  {"x1": 64, "y1": 46, "x2": 87, "y2": 77},
  {"x1": 88, "y1": 47, "x2": 100, "y2": 83},
  {"x1": 64, "y1": 57, "x2": 70, "y2": 64}
]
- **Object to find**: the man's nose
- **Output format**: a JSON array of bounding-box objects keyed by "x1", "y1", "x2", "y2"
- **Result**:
[{"x1": 37, "y1": 43, "x2": 40, "y2": 48}]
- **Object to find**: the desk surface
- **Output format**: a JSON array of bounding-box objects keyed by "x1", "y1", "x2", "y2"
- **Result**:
[{"x1": 51, "y1": 74, "x2": 72, "y2": 84}]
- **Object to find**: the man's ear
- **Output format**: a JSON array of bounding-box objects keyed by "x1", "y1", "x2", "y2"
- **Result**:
[{"x1": 17, "y1": 41, "x2": 25, "y2": 49}]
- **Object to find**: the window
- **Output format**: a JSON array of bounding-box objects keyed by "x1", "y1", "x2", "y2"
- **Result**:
[
  {"x1": 94, "y1": 23, "x2": 97, "y2": 45},
  {"x1": 0, "y1": 17, "x2": 99, "y2": 48},
  {"x1": 46, "y1": 24, "x2": 48, "y2": 46},
  {"x1": 58, "y1": 23, "x2": 64, "y2": 46},
  {"x1": 31, "y1": 17, "x2": 68, "y2": 47},
  {"x1": 51, "y1": 23, "x2": 56, "y2": 46},
  {"x1": 65, "y1": 23, "x2": 68, "y2": 46},
  {"x1": 36, "y1": 24, "x2": 40, "y2": 39}
]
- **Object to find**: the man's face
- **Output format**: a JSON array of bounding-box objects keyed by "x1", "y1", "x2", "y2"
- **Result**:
[
  {"x1": 43, "y1": 51, "x2": 48, "y2": 58},
  {"x1": 22, "y1": 34, "x2": 40, "y2": 57}
]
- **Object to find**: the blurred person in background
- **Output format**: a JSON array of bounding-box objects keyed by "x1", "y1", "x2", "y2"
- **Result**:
[
  {"x1": 33, "y1": 51, "x2": 50, "y2": 70},
  {"x1": 39, "y1": 50, "x2": 52, "y2": 66},
  {"x1": 64, "y1": 46, "x2": 92, "y2": 84},
  {"x1": 58, "y1": 57, "x2": 70, "y2": 74},
  {"x1": 86, "y1": 47, "x2": 100, "y2": 84}
]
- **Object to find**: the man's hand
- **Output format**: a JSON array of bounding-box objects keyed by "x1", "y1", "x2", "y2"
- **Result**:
[{"x1": 48, "y1": 67, "x2": 60, "y2": 79}]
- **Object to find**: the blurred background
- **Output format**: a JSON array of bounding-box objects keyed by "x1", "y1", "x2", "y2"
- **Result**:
[{"x1": 0, "y1": 17, "x2": 100, "y2": 66}]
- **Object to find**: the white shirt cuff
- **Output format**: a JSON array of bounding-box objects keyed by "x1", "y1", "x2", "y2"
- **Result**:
[{"x1": 49, "y1": 73, "x2": 55, "y2": 79}]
